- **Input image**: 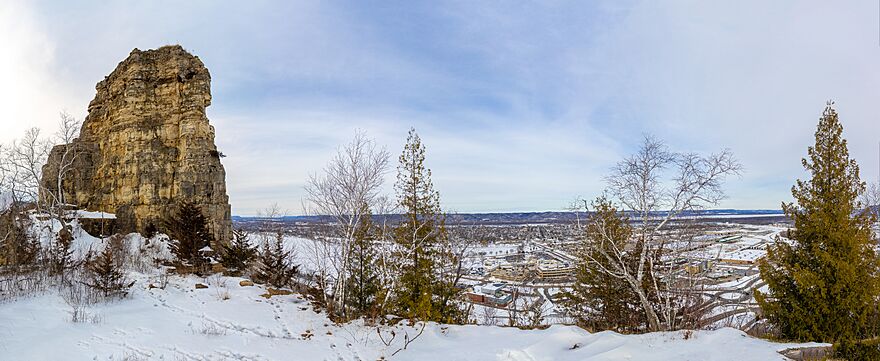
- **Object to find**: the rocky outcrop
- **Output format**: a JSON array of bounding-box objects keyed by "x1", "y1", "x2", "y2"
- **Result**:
[{"x1": 41, "y1": 45, "x2": 232, "y2": 244}]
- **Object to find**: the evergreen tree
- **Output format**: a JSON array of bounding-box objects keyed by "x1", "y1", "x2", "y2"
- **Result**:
[
  {"x1": 47, "y1": 224, "x2": 76, "y2": 279},
  {"x1": 219, "y1": 229, "x2": 256, "y2": 275},
  {"x1": 392, "y1": 128, "x2": 463, "y2": 323},
  {"x1": 86, "y1": 242, "x2": 132, "y2": 298},
  {"x1": 344, "y1": 206, "x2": 381, "y2": 319},
  {"x1": 252, "y1": 232, "x2": 299, "y2": 289},
  {"x1": 756, "y1": 104, "x2": 880, "y2": 344},
  {"x1": 563, "y1": 197, "x2": 650, "y2": 333},
  {"x1": 164, "y1": 201, "x2": 214, "y2": 267},
  {"x1": 0, "y1": 209, "x2": 39, "y2": 267}
]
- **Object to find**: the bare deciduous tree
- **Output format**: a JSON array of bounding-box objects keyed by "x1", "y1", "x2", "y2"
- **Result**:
[
  {"x1": 0, "y1": 144, "x2": 9, "y2": 201},
  {"x1": 480, "y1": 305, "x2": 499, "y2": 326},
  {"x1": 433, "y1": 216, "x2": 476, "y2": 322},
  {"x1": 44, "y1": 112, "x2": 83, "y2": 212},
  {"x1": 0, "y1": 143, "x2": 41, "y2": 270},
  {"x1": 7, "y1": 127, "x2": 50, "y2": 207},
  {"x1": 1, "y1": 115, "x2": 84, "y2": 286},
  {"x1": 303, "y1": 131, "x2": 390, "y2": 317},
  {"x1": 524, "y1": 297, "x2": 548, "y2": 329},
  {"x1": 4, "y1": 113, "x2": 82, "y2": 226},
  {"x1": 585, "y1": 135, "x2": 741, "y2": 332},
  {"x1": 861, "y1": 181, "x2": 880, "y2": 219},
  {"x1": 254, "y1": 203, "x2": 288, "y2": 246}
]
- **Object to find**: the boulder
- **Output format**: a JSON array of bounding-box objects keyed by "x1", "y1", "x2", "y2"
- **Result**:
[{"x1": 260, "y1": 288, "x2": 293, "y2": 298}]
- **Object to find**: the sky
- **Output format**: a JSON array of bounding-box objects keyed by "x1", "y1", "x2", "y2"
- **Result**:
[{"x1": 0, "y1": 1, "x2": 878, "y2": 215}]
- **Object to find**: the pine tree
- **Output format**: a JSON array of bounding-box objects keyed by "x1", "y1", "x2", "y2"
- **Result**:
[
  {"x1": 47, "y1": 224, "x2": 76, "y2": 278},
  {"x1": 86, "y1": 242, "x2": 131, "y2": 298},
  {"x1": 252, "y1": 232, "x2": 299, "y2": 289},
  {"x1": 164, "y1": 201, "x2": 214, "y2": 267},
  {"x1": 219, "y1": 229, "x2": 256, "y2": 275},
  {"x1": 756, "y1": 104, "x2": 880, "y2": 344},
  {"x1": 391, "y1": 128, "x2": 464, "y2": 323},
  {"x1": 344, "y1": 206, "x2": 381, "y2": 319},
  {"x1": 563, "y1": 197, "x2": 650, "y2": 333},
  {"x1": 0, "y1": 209, "x2": 39, "y2": 267}
]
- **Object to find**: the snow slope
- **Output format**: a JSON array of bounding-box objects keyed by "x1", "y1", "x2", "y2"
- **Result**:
[
  {"x1": 0, "y1": 224, "x2": 823, "y2": 360},
  {"x1": 0, "y1": 271, "x2": 823, "y2": 361},
  {"x1": 2, "y1": 273, "x2": 381, "y2": 361}
]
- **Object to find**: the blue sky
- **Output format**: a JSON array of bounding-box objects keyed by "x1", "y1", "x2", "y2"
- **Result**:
[{"x1": 1, "y1": 1, "x2": 879, "y2": 215}]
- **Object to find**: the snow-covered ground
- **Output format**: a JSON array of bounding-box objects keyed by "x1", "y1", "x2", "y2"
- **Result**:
[
  {"x1": 0, "y1": 271, "x2": 824, "y2": 361},
  {"x1": 0, "y1": 222, "x2": 826, "y2": 360}
]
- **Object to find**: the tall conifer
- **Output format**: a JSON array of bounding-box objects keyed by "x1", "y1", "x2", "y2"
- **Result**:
[
  {"x1": 392, "y1": 128, "x2": 450, "y2": 322},
  {"x1": 756, "y1": 104, "x2": 880, "y2": 343}
]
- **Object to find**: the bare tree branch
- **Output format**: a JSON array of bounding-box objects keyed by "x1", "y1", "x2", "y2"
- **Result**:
[
  {"x1": 590, "y1": 135, "x2": 741, "y2": 331},
  {"x1": 303, "y1": 130, "x2": 390, "y2": 317}
]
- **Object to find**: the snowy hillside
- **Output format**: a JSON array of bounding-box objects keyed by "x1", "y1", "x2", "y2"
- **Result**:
[
  {"x1": 0, "y1": 228, "x2": 823, "y2": 361},
  {"x1": 1, "y1": 270, "x2": 824, "y2": 361}
]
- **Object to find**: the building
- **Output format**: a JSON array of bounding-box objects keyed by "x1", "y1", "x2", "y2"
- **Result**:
[
  {"x1": 489, "y1": 264, "x2": 529, "y2": 282},
  {"x1": 466, "y1": 282, "x2": 513, "y2": 306},
  {"x1": 535, "y1": 259, "x2": 574, "y2": 281}
]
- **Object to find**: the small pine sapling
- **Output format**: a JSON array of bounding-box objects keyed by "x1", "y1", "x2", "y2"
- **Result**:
[
  {"x1": 0, "y1": 209, "x2": 40, "y2": 267},
  {"x1": 47, "y1": 224, "x2": 77, "y2": 279},
  {"x1": 344, "y1": 208, "x2": 382, "y2": 319},
  {"x1": 85, "y1": 242, "x2": 133, "y2": 298},
  {"x1": 219, "y1": 229, "x2": 256, "y2": 275},
  {"x1": 252, "y1": 232, "x2": 298, "y2": 289}
]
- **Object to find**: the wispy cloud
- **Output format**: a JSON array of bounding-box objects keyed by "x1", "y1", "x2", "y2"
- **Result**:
[{"x1": 1, "y1": 0, "x2": 878, "y2": 214}]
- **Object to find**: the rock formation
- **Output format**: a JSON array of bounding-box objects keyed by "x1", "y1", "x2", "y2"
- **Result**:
[{"x1": 41, "y1": 45, "x2": 232, "y2": 244}]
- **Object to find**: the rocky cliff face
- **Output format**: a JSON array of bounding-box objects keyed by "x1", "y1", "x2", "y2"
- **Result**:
[{"x1": 42, "y1": 45, "x2": 232, "y2": 244}]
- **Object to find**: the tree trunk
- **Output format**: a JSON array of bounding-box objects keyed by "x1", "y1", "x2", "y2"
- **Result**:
[{"x1": 626, "y1": 274, "x2": 662, "y2": 332}]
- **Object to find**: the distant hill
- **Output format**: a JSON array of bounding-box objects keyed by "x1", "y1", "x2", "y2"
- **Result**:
[{"x1": 233, "y1": 209, "x2": 786, "y2": 226}]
